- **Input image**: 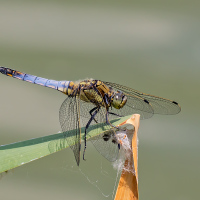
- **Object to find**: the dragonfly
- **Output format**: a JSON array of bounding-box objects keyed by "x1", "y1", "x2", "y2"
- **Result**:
[{"x1": 0, "y1": 67, "x2": 181, "y2": 166}]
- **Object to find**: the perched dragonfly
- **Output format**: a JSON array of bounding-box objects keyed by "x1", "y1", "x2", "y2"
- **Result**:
[{"x1": 0, "y1": 67, "x2": 181, "y2": 165}]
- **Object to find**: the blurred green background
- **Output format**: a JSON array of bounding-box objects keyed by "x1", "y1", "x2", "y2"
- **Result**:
[{"x1": 0, "y1": 1, "x2": 199, "y2": 199}]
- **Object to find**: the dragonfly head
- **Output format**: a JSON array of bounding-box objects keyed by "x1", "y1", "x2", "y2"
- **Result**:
[{"x1": 111, "y1": 91, "x2": 127, "y2": 109}]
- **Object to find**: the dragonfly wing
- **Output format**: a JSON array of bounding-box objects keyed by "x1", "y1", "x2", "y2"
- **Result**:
[
  {"x1": 108, "y1": 94, "x2": 154, "y2": 120},
  {"x1": 88, "y1": 128, "x2": 119, "y2": 162},
  {"x1": 59, "y1": 97, "x2": 81, "y2": 166},
  {"x1": 103, "y1": 81, "x2": 181, "y2": 118}
]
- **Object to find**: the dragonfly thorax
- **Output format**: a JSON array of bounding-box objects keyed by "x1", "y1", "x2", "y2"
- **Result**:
[{"x1": 111, "y1": 91, "x2": 127, "y2": 109}]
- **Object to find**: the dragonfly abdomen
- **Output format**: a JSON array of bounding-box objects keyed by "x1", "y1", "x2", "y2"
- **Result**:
[{"x1": 0, "y1": 67, "x2": 70, "y2": 94}]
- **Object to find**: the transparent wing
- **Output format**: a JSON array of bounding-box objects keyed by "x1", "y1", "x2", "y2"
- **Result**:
[
  {"x1": 59, "y1": 97, "x2": 81, "y2": 166},
  {"x1": 103, "y1": 81, "x2": 181, "y2": 119},
  {"x1": 88, "y1": 129, "x2": 119, "y2": 162},
  {"x1": 108, "y1": 94, "x2": 154, "y2": 120}
]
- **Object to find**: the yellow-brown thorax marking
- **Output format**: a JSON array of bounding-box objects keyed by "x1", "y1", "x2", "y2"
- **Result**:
[{"x1": 66, "y1": 80, "x2": 113, "y2": 108}]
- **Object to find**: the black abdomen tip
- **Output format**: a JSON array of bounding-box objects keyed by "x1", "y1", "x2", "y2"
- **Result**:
[{"x1": 0, "y1": 67, "x2": 6, "y2": 74}]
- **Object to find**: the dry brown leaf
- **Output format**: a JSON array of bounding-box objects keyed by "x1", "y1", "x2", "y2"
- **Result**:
[{"x1": 114, "y1": 114, "x2": 140, "y2": 200}]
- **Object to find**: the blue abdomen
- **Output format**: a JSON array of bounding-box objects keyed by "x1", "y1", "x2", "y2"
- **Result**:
[{"x1": 0, "y1": 67, "x2": 70, "y2": 94}]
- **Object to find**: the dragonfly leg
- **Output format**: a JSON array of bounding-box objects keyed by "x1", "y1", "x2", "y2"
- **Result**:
[
  {"x1": 105, "y1": 111, "x2": 120, "y2": 130},
  {"x1": 89, "y1": 106, "x2": 98, "y2": 123},
  {"x1": 108, "y1": 111, "x2": 123, "y2": 117},
  {"x1": 83, "y1": 107, "x2": 99, "y2": 160}
]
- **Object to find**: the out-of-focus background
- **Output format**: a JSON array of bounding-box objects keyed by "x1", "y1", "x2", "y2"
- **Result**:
[{"x1": 0, "y1": 1, "x2": 199, "y2": 199}]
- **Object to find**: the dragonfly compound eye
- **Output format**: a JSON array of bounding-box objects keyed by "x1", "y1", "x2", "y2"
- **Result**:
[{"x1": 111, "y1": 92, "x2": 127, "y2": 109}]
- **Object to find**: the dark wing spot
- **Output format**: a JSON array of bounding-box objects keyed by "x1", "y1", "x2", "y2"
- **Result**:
[
  {"x1": 172, "y1": 101, "x2": 178, "y2": 105},
  {"x1": 144, "y1": 99, "x2": 149, "y2": 104}
]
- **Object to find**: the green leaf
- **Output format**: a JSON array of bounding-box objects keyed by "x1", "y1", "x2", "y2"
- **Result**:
[{"x1": 0, "y1": 115, "x2": 132, "y2": 173}]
